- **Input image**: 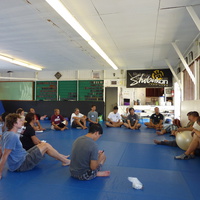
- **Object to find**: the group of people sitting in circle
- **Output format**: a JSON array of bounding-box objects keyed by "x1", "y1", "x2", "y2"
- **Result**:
[
  {"x1": 154, "y1": 111, "x2": 200, "y2": 160},
  {"x1": 0, "y1": 104, "x2": 200, "y2": 181},
  {"x1": 0, "y1": 105, "x2": 110, "y2": 180},
  {"x1": 106, "y1": 106, "x2": 163, "y2": 130}
]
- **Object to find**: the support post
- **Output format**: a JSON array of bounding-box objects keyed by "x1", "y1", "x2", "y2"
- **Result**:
[
  {"x1": 186, "y1": 6, "x2": 200, "y2": 31},
  {"x1": 171, "y1": 42, "x2": 195, "y2": 84}
]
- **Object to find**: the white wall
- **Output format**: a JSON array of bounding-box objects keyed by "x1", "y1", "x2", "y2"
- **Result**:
[{"x1": 181, "y1": 100, "x2": 200, "y2": 125}]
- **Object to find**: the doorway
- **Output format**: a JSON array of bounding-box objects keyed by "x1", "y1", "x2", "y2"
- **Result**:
[{"x1": 105, "y1": 87, "x2": 118, "y2": 119}]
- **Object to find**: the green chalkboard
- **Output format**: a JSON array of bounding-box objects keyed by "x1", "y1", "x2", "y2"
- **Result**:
[
  {"x1": 0, "y1": 82, "x2": 33, "y2": 100},
  {"x1": 36, "y1": 81, "x2": 57, "y2": 101},
  {"x1": 78, "y1": 80, "x2": 104, "y2": 101},
  {"x1": 58, "y1": 81, "x2": 77, "y2": 101}
]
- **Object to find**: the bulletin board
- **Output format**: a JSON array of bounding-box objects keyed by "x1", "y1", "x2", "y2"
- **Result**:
[
  {"x1": 58, "y1": 81, "x2": 77, "y2": 101},
  {"x1": 0, "y1": 81, "x2": 33, "y2": 100},
  {"x1": 78, "y1": 80, "x2": 104, "y2": 101},
  {"x1": 36, "y1": 81, "x2": 57, "y2": 101}
]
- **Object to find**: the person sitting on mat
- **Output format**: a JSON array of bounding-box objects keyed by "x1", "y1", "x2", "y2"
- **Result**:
[
  {"x1": 70, "y1": 123, "x2": 110, "y2": 180},
  {"x1": 0, "y1": 112, "x2": 9, "y2": 158},
  {"x1": 87, "y1": 105, "x2": 99, "y2": 126},
  {"x1": 29, "y1": 108, "x2": 45, "y2": 131},
  {"x1": 51, "y1": 109, "x2": 68, "y2": 131},
  {"x1": 154, "y1": 111, "x2": 199, "y2": 148},
  {"x1": 144, "y1": 107, "x2": 163, "y2": 130},
  {"x1": 156, "y1": 112, "x2": 193, "y2": 135},
  {"x1": 156, "y1": 118, "x2": 181, "y2": 135},
  {"x1": 20, "y1": 113, "x2": 43, "y2": 151},
  {"x1": 124, "y1": 107, "x2": 141, "y2": 130},
  {"x1": 175, "y1": 116, "x2": 200, "y2": 160},
  {"x1": 170, "y1": 111, "x2": 198, "y2": 136},
  {"x1": 121, "y1": 107, "x2": 129, "y2": 123},
  {"x1": 0, "y1": 113, "x2": 70, "y2": 180},
  {"x1": 29, "y1": 108, "x2": 47, "y2": 121},
  {"x1": 16, "y1": 108, "x2": 25, "y2": 122},
  {"x1": 70, "y1": 108, "x2": 87, "y2": 129},
  {"x1": 106, "y1": 106, "x2": 123, "y2": 127}
]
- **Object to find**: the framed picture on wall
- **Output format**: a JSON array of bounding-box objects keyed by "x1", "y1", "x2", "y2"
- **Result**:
[{"x1": 92, "y1": 71, "x2": 100, "y2": 79}]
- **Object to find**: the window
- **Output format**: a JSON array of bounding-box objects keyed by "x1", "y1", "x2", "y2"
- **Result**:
[{"x1": 183, "y1": 64, "x2": 194, "y2": 100}]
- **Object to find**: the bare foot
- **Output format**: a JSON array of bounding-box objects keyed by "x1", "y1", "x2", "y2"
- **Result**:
[
  {"x1": 156, "y1": 131, "x2": 163, "y2": 135},
  {"x1": 61, "y1": 127, "x2": 68, "y2": 131},
  {"x1": 62, "y1": 159, "x2": 70, "y2": 166},
  {"x1": 82, "y1": 126, "x2": 87, "y2": 129},
  {"x1": 154, "y1": 140, "x2": 161, "y2": 144},
  {"x1": 96, "y1": 171, "x2": 110, "y2": 177}
]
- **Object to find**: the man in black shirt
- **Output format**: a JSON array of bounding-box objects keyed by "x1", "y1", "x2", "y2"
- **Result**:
[
  {"x1": 145, "y1": 107, "x2": 163, "y2": 130},
  {"x1": 124, "y1": 108, "x2": 141, "y2": 130},
  {"x1": 20, "y1": 113, "x2": 41, "y2": 150}
]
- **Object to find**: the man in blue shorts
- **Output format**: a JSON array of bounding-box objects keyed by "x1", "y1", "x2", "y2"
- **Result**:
[
  {"x1": 0, "y1": 113, "x2": 70, "y2": 179},
  {"x1": 70, "y1": 124, "x2": 110, "y2": 180}
]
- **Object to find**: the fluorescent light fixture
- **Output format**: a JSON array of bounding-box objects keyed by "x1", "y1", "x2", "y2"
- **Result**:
[
  {"x1": 0, "y1": 55, "x2": 42, "y2": 71},
  {"x1": 46, "y1": 0, "x2": 118, "y2": 70},
  {"x1": 0, "y1": 76, "x2": 38, "y2": 80},
  {"x1": 0, "y1": 55, "x2": 13, "y2": 62},
  {"x1": 88, "y1": 40, "x2": 118, "y2": 70},
  {"x1": 46, "y1": 0, "x2": 91, "y2": 41}
]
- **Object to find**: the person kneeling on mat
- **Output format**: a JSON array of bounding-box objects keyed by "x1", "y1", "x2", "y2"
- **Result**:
[
  {"x1": 0, "y1": 113, "x2": 70, "y2": 180},
  {"x1": 124, "y1": 108, "x2": 141, "y2": 130},
  {"x1": 51, "y1": 109, "x2": 68, "y2": 131},
  {"x1": 70, "y1": 124, "x2": 110, "y2": 180}
]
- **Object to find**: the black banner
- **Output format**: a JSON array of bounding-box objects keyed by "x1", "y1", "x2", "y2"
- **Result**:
[{"x1": 127, "y1": 69, "x2": 172, "y2": 88}]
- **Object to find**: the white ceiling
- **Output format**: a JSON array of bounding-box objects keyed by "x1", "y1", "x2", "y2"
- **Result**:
[{"x1": 0, "y1": 0, "x2": 200, "y2": 72}]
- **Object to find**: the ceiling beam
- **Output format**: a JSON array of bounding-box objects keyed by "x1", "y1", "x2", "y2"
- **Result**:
[
  {"x1": 186, "y1": 6, "x2": 200, "y2": 31},
  {"x1": 171, "y1": 42, "x2": 195, "y2": 84},
  {"x1": 165, "y1": 59, "x2": 183, "y2": 90}
]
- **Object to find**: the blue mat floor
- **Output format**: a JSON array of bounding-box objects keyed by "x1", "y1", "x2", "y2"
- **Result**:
[{"x1": 1, "y1": 121, "x2": 200, "y2": 200}]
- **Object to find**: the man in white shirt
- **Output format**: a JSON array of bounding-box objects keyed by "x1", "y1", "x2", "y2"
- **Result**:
[
  {"x1": 71, "y1": 108, "x2": 87, "y2": 129},
  {"x1": 106, "y1": 106, "x2": 123, "y2": 127}
]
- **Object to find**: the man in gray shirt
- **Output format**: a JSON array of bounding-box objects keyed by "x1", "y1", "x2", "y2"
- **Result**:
[
  {"x1": 70, "y1": 124, "x2": 110, "y2": 180},
  {"x1": 87, "y1": 105, "x2": 98, "y2": 126},
  {"x1": 124, "y1": 108, "x2": 141, "y2": 130}
]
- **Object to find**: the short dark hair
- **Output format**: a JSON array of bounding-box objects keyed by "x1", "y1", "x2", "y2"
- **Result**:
[
  {"x1": 91, "y1": 105, "x2": 96, "y2": 108},
  {"x1": 6, "y1": 113, "x2": 21, "y2": 130},
  {"x1": 113, "y1": 106, "x2": 118, "y2": 110},
  {"x1": 187, "y1": 112, "x2": 193, "y2": 116},
  {"x1": 190, "y1": 111, "x2": 199, "y2": 117},
  {"x1": 16, "y1": 108, "x2": 24, "y2": 114},
  {"x1": 1, "y1": 112, "x2": 9, "y2": 122},
  {"x1": 129, "y1": 107, "x2": 134, "y2": 112},
  {"x1": 89, "y1": 124, "x2": 103, "y2": 135},
  {"x1": 25, "y1": 113, "x2": 35, "y2": 124}
]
